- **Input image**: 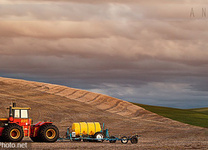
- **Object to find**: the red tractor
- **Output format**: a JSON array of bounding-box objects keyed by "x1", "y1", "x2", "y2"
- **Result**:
[{"x1": 0, "y1": 103, "x2": 59, "y2": 142}]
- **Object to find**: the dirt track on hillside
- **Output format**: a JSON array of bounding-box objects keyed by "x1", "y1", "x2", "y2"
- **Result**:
[{"x1": 0, "y1": 77, "x2": 208, "y2": 149}]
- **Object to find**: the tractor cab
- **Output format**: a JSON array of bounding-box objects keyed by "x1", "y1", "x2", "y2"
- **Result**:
[
  {"x1": 8, "y1": 103, "x2": 32, "y2": 137},
  {"x1": 9, "y1": 103, "x2": 31, "y2": 120}
]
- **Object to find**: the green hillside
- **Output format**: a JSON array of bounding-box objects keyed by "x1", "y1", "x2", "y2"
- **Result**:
[
  {"x1": 188, "y1": 108, "x2": 208, "y2": 115},
  {"x1": 133, "y1": 103, "x2": 208, "y2": 128}
]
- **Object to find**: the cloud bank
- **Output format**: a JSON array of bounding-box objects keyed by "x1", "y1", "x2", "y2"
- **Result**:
[{"x1": 0, "y1": 0, "x2": 208, "y2": 108}]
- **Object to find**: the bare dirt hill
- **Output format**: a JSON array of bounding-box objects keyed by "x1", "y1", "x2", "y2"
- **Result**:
[{"x1": 0, "y1": 77, "x2": 208, "y2": 149}]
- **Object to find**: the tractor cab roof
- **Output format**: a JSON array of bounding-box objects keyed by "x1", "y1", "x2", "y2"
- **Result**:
[
  {"x1": 7, "y1": 106, "x2": 31, "y2": 110},
  {"x1": 11, "y1": 107, "x2": 31, "y2": 110}
]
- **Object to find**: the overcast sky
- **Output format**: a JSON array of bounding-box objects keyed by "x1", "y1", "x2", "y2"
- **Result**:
[{"x1": 0, "y1": 0, "x2": 208, "y2": 108}]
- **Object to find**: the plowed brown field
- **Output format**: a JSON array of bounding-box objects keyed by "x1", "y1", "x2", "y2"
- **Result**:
[{"x1": 0, "y1": 77, "x2": 208, "y2": 149}]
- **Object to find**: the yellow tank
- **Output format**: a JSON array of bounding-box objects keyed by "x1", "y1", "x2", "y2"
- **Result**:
[{"x1": 72, "y1": 122, "x2": 101, "y2": 136}]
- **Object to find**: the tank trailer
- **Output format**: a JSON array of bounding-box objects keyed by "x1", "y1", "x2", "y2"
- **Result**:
[{"x1": 58, "y1": 122, "x2": 140, "y2": 144}]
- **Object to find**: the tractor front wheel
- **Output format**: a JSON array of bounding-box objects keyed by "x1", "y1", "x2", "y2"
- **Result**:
[
  {"x1": 39, "y1": 124, "x2": 59, "y2": 142},
  {"x1": 2, "y1": 124, "x2": 24, "y2": 142}
]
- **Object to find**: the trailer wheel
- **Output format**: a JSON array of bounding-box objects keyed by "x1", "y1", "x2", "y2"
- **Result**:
[
  {"x1": 121, "y1": 136, "x2": 128, "y2": 144},
  {"x1": 39, "y1": 124, "x2": 59, "y2": 142},
  {"x1": 109, "y1": 136, "x2": 116, "y2": 143},
  {"x1": 2, "y1": 124, "x2": 24, "y2": 142},
  {"x1": 94, "y1": 132, "x2": 104, "y2": 142},
  {"x1": 130, "y1": 137, "x2": 138, "y2": 144}
]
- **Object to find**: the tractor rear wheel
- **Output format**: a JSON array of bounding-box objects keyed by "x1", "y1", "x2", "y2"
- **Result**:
[
  {"x1": 39, "y1": 124, "x2": 59, "y2": 142},
  {"x1": 2, "y1": 124, "x2": 24, "y2": 142}
]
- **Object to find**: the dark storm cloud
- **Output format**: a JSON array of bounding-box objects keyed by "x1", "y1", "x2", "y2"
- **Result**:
[{"x1": 0, "y1": 0, "x2": 208, "y2": 108}]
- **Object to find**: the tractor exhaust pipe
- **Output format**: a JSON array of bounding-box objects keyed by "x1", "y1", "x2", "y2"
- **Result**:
[
  {"x1": 9, "y1": 103, "x2": 16, "y2": 117},
  {"x1": 9, "y1": 105, "x2": 12, "y2": 117}
]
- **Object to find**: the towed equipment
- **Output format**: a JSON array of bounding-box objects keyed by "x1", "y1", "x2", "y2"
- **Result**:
[{"x1": 58, "y1": 122, "x2": 140, "y2": 144}]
